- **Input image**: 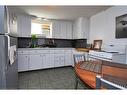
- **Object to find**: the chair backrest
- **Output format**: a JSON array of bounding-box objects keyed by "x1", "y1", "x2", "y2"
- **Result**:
[{"x1": 73, "y1": 54, "x2": 86, "y2": 65}]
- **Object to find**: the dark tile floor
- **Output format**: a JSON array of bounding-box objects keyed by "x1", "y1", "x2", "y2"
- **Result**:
[{"x1": 18, "y1": 67, "x2": 86, "y2": 89}]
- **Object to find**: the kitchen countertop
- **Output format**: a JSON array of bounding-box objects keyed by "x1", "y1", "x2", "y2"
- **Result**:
[
  {"x1": 18, "y1": 48, "x2": 74, "y2": 50},
  {"x1": 75, "y1": 48, "x2": 91, "y2": 52},
  {"x1": 75, "y1": 48, "x2": 125, "y2": 54}
]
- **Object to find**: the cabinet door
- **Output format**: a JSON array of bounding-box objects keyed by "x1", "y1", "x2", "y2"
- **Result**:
[
  {"x1": 42, "y1": 54, "x2": 54, "y2": 69},
  {"x1": 54, "y1": 54, "x2": 65, "y2": 67},
  {"x1": 18, "y1": 54, "x2": 29, "y2": 72},
  {"x1": 52, "y1": 21, "x2": 56, "y2": 38},
  {"x1": 52, "y1": 21, "x2": 72, "y2": 39},
  {"x1": 60, "y1": 22, "x2": 67, "y2": 39},
  {"x1": 65, "y1": 50, "x2": 73, "y2": 66},
  {"x1": 17, "y1": 15, "x2": 31, "y2": 37},
  {"x1": 29, "y1": 54, "x2": 42, "y2": 70},
  {"x1": 66, "y1": 22, "x2": 72, "y2": 39},
  {"x1": 52, "y1": 21, "x2": 61, "y2": 38}
]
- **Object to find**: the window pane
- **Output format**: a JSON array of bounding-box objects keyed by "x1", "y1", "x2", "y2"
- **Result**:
[
  {"x1": 42, "y1": 24, "x2": 50, "y2": 37},
  {"x1": 31, "y1": 20, "x2": 52, "y2": 38},
  {"x1": 31, "y1": 23, "x2": 43, "y2": 34}
]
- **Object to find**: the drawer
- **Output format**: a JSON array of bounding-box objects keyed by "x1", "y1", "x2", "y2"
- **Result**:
[
  {"x1": 18, "y1": 50, "x2": 29, "y2": 54},
  {"x1": 29, "y1": 50, "x2": 42, "y2": 54},
  {"x1": 29, "y1": 50, "x2": 54, "y2": 54},
  {"x1": 54, "y1": 50, "x2": 65, "y2": 54},
  {"x1": 40, "y1": 50, "x2": 54, "y2": 54},
  {"x1": 48, "y1": 50, "x2": 54, "y2": 54}
]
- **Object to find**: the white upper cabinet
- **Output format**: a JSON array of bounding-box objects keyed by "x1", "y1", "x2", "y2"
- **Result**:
[
  {"x1": 60, "y1": 22, "x2": 66, "y2": 38},
  {"x1": 17, "y1": 14, "x2": 31, "y2": 37},
  {"x1": 66, "y1": 22, "x2": 73, "y2": 39},
  {"x1": 52, "y1": 21, "x2": 61, "y2": 38},
  {"x1": 52, "y1": 20, "x2": 72, "y2": 39},
  {"x1": 73, "y1": 17, "x2": 90, "y2": 39},
  {"x1": 16, "y1": 14, "x2": 73, "y2": 38}
]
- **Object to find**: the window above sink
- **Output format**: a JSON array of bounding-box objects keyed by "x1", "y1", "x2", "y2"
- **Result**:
[{"x1": 31, "y1": 19, "x2": 52, "y2": 38}]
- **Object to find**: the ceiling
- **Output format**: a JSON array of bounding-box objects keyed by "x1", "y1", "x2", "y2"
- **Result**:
[{"x1": 8, "y1": 6, "x2": 111, "y2": 20}]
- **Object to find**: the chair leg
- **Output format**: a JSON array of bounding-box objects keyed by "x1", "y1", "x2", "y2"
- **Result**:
[
  {"x1": 96, "y1": 75, "x2": 101, "y2": 89},
  {"x1": 75, "y1": 76, "x2": 78, "y2": 89}
]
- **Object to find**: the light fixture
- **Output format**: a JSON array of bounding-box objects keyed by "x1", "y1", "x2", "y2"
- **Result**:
[
  {"x1": 37, "y1": 17, "x2": 42, "y2": 20},
  {"x1": 43, "y1": 18, "x2": 48, "y2": 21},
  {"x1": 31, "y1": 15, "x2": 50, "y2": 22}
]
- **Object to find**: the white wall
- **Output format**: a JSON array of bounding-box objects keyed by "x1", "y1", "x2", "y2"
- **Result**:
[
  {"x1": 90, "y1": 6, "x2": 127, "y2": 53},
  {"x1": 73, "y1": 17, "x2": 90, "y2": 40}
]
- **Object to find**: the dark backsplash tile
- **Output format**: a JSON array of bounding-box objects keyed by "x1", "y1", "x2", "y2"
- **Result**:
[
  {"x1": 18, "y1": 37, "x2": 87, "y2": 48},
  {"x1": 18, "y1": 38, "x2": 31, "y2": 48}
]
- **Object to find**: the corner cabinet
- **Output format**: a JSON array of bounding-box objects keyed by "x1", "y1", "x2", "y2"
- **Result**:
[
  {"x1": 73, "y1": 17, "x2": 90, "y2": 39},
  {"x1": 52, "y1": 21, "x2": 72, "y2": 39}
]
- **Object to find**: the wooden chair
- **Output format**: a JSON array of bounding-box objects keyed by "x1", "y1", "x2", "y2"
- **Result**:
[
  {"x1": 73, "y1": 54, "x2": 102, "y2": 89},
  {"x1": 73, "y1": 54, "x2": 87, "y2": 89},
  {"x1": 73, "y1": 54, "x2": 86, "y2": 65}
]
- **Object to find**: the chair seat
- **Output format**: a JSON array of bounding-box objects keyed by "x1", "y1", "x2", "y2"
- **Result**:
[{"x1": 78, "y1": 61, "x2": 102, "y2": 73}]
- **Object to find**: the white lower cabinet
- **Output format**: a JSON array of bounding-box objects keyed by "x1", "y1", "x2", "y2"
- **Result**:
[
  {"x1": 42, "y1": 54, "x2": 54, "y2": 69},
  {"x1": 29, "y1": 54, "x2": 43, "y2": 70},
  {"x1": 18, "y1": 54, "x2": 29, "y2": 72},
  {"x1": 54, "y1": 54, "x2": 65, "y2": 67},
  {"x1": 65, "y1": 50, "x2": 73, "y2": 66},
  {"x1": 18, "y1": 49, "x2": 74, "y2": 72}
]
